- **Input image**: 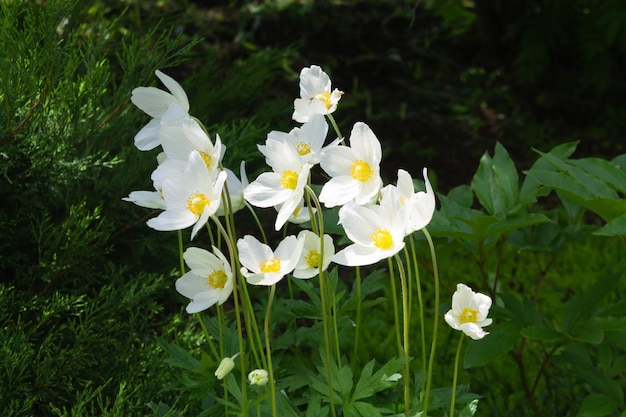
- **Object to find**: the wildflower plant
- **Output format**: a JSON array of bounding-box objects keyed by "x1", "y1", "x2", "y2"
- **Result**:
[{"x1": 123, "y1": 64, "x2": 626, "y2": 417}]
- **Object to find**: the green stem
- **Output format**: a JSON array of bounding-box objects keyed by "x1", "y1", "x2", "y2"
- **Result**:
[
  {"x1": 388, "y1": 257, "x2": 403, "y2": 357},
  {"x1": 410, "y1": 237, "x2": 427, "y2": 401},
  {"x1": 177, "y1": 230, "x2": 185, "y2": 275},
  {"x1": 422, "y1": 228, "x2": 440, "y2": 417},
  {"x1": 352, "y1": 266, "x2": 362, "y2": 367},
  {"x1": 395, "y1": 253, "x2": 411, "y2": 417},
  {"x1": 326, "y1": 113, "x2": 343, "y2": 140},
  {"x1": 195, "y1": 313, "x2": 220, "y2": 361},
  {"x1": 450, "y1": 333, "x2": 465, "y2": 417},
  {"x1": 265, "y1": 285, "x2": 278, "y2": 417}
]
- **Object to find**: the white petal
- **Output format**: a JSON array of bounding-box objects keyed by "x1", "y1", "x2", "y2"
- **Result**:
[
  {"x1": 155, "y1": 70, "x2": 190, "y2": 111},
  {"x1": 134, "y1": 118, "x2": 162, "y2": 151},
  {"x1": 332, "y1": 244, "x2": 382, "y2": 267},
  {"x1": 318, "y1": 176, "x2": 360, "y2": 207},
  {"x1": 131, "y1": 87, "x2": 176, "y2": 118},
  {"x1": 147, "y1": 209, "x2": 196, "y2": 231}
]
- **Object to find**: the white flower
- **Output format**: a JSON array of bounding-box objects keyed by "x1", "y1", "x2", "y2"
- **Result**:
[
  {"x1": 381, "y1": 168, "x2": 436, "y2": 235},
  {"x1": 274, "y1": 200, "x2": 316, "y2": 225},
  {"x1": 293, "y1": 230, "x2": 335, "y2": 279},
  {"x1": 248, "y1": 369, "x2": 269, "y2": 386},
  {"x1": 131, "y1": 70, "x2": 190, "y2": 151},
  {"x1": 159, "y1": 117, "x2": 225, "y2": 179},
  {"x1": 293, "y1": 65, "x2": 343, "y2": 123},
  {"x1": 215, "y1": 352, "x2": 239, "y2": 380},
  {"x1": 444, "y1": 284, "x2": 493, "y2": 340},
  {"x1": 237, "y1": 235, "x2": 304, "y2": 286},
  {"x1": 244, "y1": 139, "x2": 312, "y2": 230},
  {"x1": 332, "y1": 198, "x2": 406, "y2": 267},
  {"x1": 175, "y1": 246, "x2": 233, "y2": 313},
  {"x1": 147, "y1": 151, "x2": 227, "y2": 239},
  {"x1": 217, "y1": 161, "x2": 248, "y2": 216},
  {"x1": 123, "y1": 190, "x2": 165, "y2": 210},
  {"x1": 319, "y1": 122, "x2": 383, "y2": 207},
  {"x1": 264, "y1": 114, "x2": 335, "y2": 165}
]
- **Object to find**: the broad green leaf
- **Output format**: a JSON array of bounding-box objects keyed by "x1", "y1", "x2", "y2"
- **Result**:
[
  {"x1": 521, "y1": 325, "x2": 563, "y2": 343},
  {"x1": 594, "y1": 213, "x2": 626, "y2": 236},
  {"x1": 580, "y1": 393, "x2": 619, "y2": 417},
  {"x1": 351, "y1": 357, "x2": 404, "y2": 402},
  {"x1": 471, "y1": 142, "x2": 519, "y2": 218},
  {"x1": 591, "y1": 317, "x2": 626, "y2": 331},
  {"x1": 464, "y1": 321, "x2": 523, "y2": 368},
  {"x1": 156, "y1": 338, "x2": 203, "y2": 371},
  {"x1": 567, "y1": 321, "x2": 604, "y2": 344},
  {"x1": 581, "y1": 198, "x2": 626, "y2": 223},
  {"x1": 351, "y1": 401, "x2": 385, "y2": 417},
  {"x1": 499, "y1": 292, "x2": 541, "y2": 327},
  {"x1": 520, "y1": 141, "x2": 579, "y2": 202},
  {"x1": 485, "y1": 212, "x2": 551, "y2": 237},
  {"x1": 570, "y1": 157, "x2": 626, "y2": 194},
  {"x1": 526, "y1": 169, "x2": 597, "y2": 200}
]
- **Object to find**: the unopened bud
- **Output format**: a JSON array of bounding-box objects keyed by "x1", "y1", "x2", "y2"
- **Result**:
[
  {"x1": 215, "y1": 353, "x2": 239, "y2": 380},
  {"x1": 248, "y1": 369, "x2": 269, "y2": 386}
]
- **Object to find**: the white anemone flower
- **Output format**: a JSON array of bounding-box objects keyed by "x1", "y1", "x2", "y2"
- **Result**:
[
  {"x1": 381, "y1": 168, "x2": 436, "y2": 235},
  {"x1": 244, "y1": 139, "x2": 312, "y2": 231},
  {"x1": 248, "y1": 369, "x2": 269, "y2": 386},
  {"x1": 293, "y1": 230, "x2": 335, "y2": 279},
  {"x1": 293, "y1": 65, "x2": 343, "y2": 123},
  {"x1": 159, "y1": 117, "x2": 225, "y2": 179},
  {"x1": 123, "y1": 189, "x2": 165, "y2": 210},
  {"x1": 147, "y1": 151, "x2": 227, "y2": 239},
  {"x1": 131, "y1": 70, "x2": 190, "y2": 151},
  {"x1": 444, "y1": 283, "x2": 493, "y2": 340},
  {"x1": 274, "y1": 200, "x2": 316, "y2": 225},
  {"x1": 237, "y1": 235, "x2": 304, "y2": 286},
  {"x1": 319, "y1": 122, "x2": 383, "y2": 207},
  {"x1": 332, "y1": 198, "x2": 406, "y2": 267},
  {"x1": 175, "y1": 246, "x2": 233, "y2": 313}
]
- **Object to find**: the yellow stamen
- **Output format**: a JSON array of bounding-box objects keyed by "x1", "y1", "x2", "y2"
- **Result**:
[
  {"x1": 199, "y1": 150, "x2": 212, "y2": 169},
  {"x1": 207, "y1": 270, "x2": 228, "y2": 289},
  {"x1": 296, "y1": 141, "x2": 311, "y2": 156},
  {"x1": 260, "y1": 258, "x2": 281, "y2": 273},
  {"x1": 187, "y1": 192, "x2": 210, "y2": 215},
  {"x1": 280, "y1": 170, "x2": 299, "y2": 190},
  {"x1": 314, "y1": 91, "x2": 332, "y2": 110},
  {"x1": 371, "y1": 228, "x2": 393, "y2": 250},
  {"x1": 460, "y1": 307, "x2": 479, "y2": 324},
  {"x1": 305, "y1": 250, "x2": 321, "y2": 268},
  {"x1": 350, "y1": 160, "x2": 373, "y2": 182}
]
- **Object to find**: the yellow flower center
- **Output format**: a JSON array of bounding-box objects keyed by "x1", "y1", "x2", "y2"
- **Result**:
[
  {"x1": 207, "y1": 270, "x2": 228, "y2": 289},
  {"x1": 187, "y1": 192, "x2": 210, "y2": 215},
  {"x1": 260, "y1": 257, "x2": 281, "y2": 273},
  {"x1": 280, "y1": 170, "x2": 299, "y2": 190},
  {"x1": 460, "y1": 307, "x2": 479, "y2": 324},
  {"x1": 371, "y1": 228, "x2": 393, "y2": 250},
  {"x1": 399, "y1": 196, "x2": 406, "y2": 206},
  {"x1": 292, "y1": 206, "x2": 301, "y2": 216},
  {"x1": 305, "y1": 250, "x2": 321, "y2": 268},
  {"x1": 350, "y1": 160, "x2": 373, "y2": 182},
  {"x1": 296, "y1": 141, "x2": 311, "y2": 156},
  {"x1": 314, "y1": 91, "x2": 332, "y2": 110},
  {"x1": 199, "y1": 150, "x2": 213, "y2": 169}
]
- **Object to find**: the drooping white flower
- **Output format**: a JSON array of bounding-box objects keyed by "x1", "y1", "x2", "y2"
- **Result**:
[
  {"x1": 381, "y1": 168, "x2": 436, "y2": 235},
  {"x1": 248, "y1": 369, "x2": 269, "y2": 386},
  {"x1": 147, "y1": 151, "x2": 227, "y2": 239},
  {"x1": 237, "y1": 235, "x2": 304, "y2": 286},
  {"x1": 293, "y1": 65, "x2": 343, "y2": 123},
  {"x1": 319, "y1": 122, "x2": 383, "y2": 207},
  {"x1": 332, "y1": 198, "x2": 406, "y2": 267},
  {"x1": 159, "y1": 117, "x2": 225, "y2": 179},
  {"x1": 244, "y1": 139, "x2": 312, "y2": 231},
  {"x1": 175, "y1": 246, "x2": 233, "y2": 313},
  {"x1": 215, "y1": 352, "x2": 240, "y2": 380},
  {"x1": 293, "y1": 230, "x2": 335, "y2": 279},
  {"x1": 131, "y1": 70, "x2": 190, "y2": 151},
  {"x1": 444, "y1": 284, "x2": 493, "y2": 340}
]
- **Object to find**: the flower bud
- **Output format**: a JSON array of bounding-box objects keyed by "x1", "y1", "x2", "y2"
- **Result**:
[
  {"x1": 248, "y1": 369, "x2": 269, "y2": 386},
  {"x1": 215, "y1": 353, "x2": 239, "y2": 380}
]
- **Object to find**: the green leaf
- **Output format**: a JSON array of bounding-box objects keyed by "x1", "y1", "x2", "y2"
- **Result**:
[
  {"x1": 567, "y1": 321, "x2": 604, "y2": 344},
  {"x1": 464, "y1": 321, "x2": 523, "y2": 368},
  {"x1": 471, "y1": 142, "x2": 519, "y2": 218},
  {"x1": 459, "y1": 399, "x2": 479, "y2": 417},
  {"x1": 351, "y1": 401, "x2": 385, "y2": 417},
  {"x1": 156, "y1": 338, "x2": 203, "y2": 372},
  {"x1": 485, "y1": 213, "x2": 551, "y2": 238},
  {"x1": 580, "y1": 393, "x2": 619, "y2": 417},
  {"x1": 520, "y1": 141, "x2": 579, "y2": 202},
  {"x1": 570, "y1": 157, "x2": 626, "y2": 195},
  {"x1": 351, "y1": 357, "x2": 404, "y2": 402},
  {"x1": 594, "y1": 213, "x2": 626, "y2": 236}
]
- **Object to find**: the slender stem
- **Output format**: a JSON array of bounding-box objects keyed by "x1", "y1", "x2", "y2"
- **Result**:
[
  {"x1": 422, "y1": 228, "x2": 440, "y2": 417},
  {"x1": 326, "y1": 113, "x2": 343, "y2": 140},
  {"x1": 195, "y1": 313, "x2": 220, "y2": 361},
  {"x1": 388, "y1": 257, "x2": 403, "y2": 357},
  {"x1": 409, "y1": 237, "x2": 427, "y2": 401},
  {"x1": 449, "y1": 333, "x2": 465, "y2": 417},
  {"x1": 265, "y1": 285, "x2": 278, "y2": 417},
  {"x1": 352, "y1": 266, "x2": 362, "y2": 367},
  {"x1": 177, "y1": 230, "x2": 185, "y2": 275},
  {"x1": 395, "y1": 254, "x2": 411, "y2": 417}
]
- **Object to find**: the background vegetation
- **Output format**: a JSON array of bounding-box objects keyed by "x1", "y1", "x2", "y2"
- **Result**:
[{"x1": 1, "y1": 0, "x2": 624, "y2": 416}]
